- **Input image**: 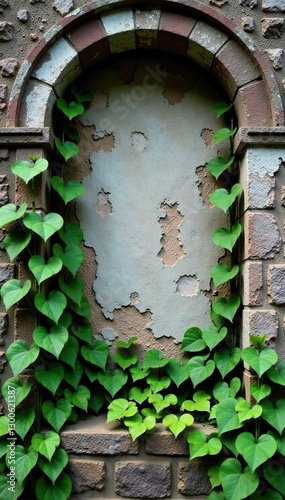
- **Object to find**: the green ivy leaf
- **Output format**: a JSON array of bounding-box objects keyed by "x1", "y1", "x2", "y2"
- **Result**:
[
  {"x1": 263, "y1": 460, "x2": 285, "y2": 496},
  {"x1": 212, "y1": 293, "x2": 241, "y2": 322},
  {"x1": 143, "y1": 349, "x2": 169, "y2": 369},
  {"x1": 0, "y1": 203, "x2": 27, "y2": 228},
  {"x1": 116, "y1": 336, "x2": 137, "y2": 348},
  {"x1": 181, "y1": 390, "x2": 211, "y2": 412},
  {"x1": 29, "y1": 255, "x2": 62, "y2": 285},
  {"x1": 42, "y1": 399, "x2": 72, "y2": 433},
  {"x1": 181, "y1": 327, "x2": 206, "y2": 352},
  {"x1": 71, "y1": 324, "x2": 92, "y2": 343},
  {"x1": 208, "y1": 465, "x2": 222, "y2": 489},
  {"x1": 36, "y1": 472, "x2": 72, "y2": 499},
  {"x1": 53, "y1": 243, "x2": 84, "y2": 276},
  {"x1": 38, "y1": 447, "x2": 68, "y2": 485},
  {"x1": 213, "y1": 378, "x2": 241, "y2": 402},
  {"x1": 35, "y1": 362, "x2": 64, "y2": 395},
  {"x1": 59, "y1": 336, "x2": 79, "y2": 369},
  {"x1": 214, "y1": 127, "x2": 237, "y2": 143},
  {"x1": 235, "y1": 400, "x2": 262, "y2": 423},
  {"x1": 6, "y1": 340, "x2": 39, "y2": 376},
  {"x1": 214, "y1": 347, "x2": 241, "y2": 378},
  {"x1": 216, "y1": 398, "x2": 243, "y2": 434},
  {"x1": 68, "y1": 295, "x2": 91, "y2": 320},
  {"x1": 98, "y1": 368, "x2": 128, "y2": 398},
  {"x1": 130, "y1": 363, "x2": 150, "y2": 382},
  {"x1": 107, "y1": 398, "x2": 138, "y2": 422},
  {"x1": 219, "y1": 458, "x2": 258, "y2": 500},
  {"x1": 128, "y1": 387, "x2": 152, "y2": 404},
  {"x1": 125, "y1": 414, "x2": 156, "y2": 441},
  {"x1": 58, "y1": 222, "x2": 83, "y2": 246},
  {"x1": 33, "y1": 325, "x2": 68, "y2": 359},
  {"x1": 0, "y1": 279, "x2": 31, "y2": 311},
  {"x1": 261, "y1": 399, "x2": 285, "y2": 434},
  {"x1": 63, "y1": 360, "x2": 84, "y2": 390},
  {"x1": 51, "y1": 176, "x2": 84, "y2": 204},
  {"x1": 2, "y1": 376, "x2": 31, "y2": 406},
  {"x1": 166, "y1": 359, "x2": 190, "y2": 387},
  {"x1": 11, "y1": 158, "x2": 48, "y2": 183},
  {"x1": 202, "y1": 325, "x2": 227, "y2": 351},
  {"x1": 35, "y1": 290, "x2": 67, "y2": 324},
  {"x1": 24, "y1": 212, "x2": 64, "y2": 241},
  {"x1": 212, "y1": 222, "x2": 242, "y2": 251},
  {"x1": 3, "y1": 231, "x2": 31, "y2": 261},
  {"x1": 146, "y1": 373, "x2": 171, "y2": 393},
  {"x1": 88, "y1": 387, "x2": 106, "y2": 414},
  {"x1": 188, "y1": 356, "x2": 215, "y2": 388},
  {"x1": 11, "y1": 445, "x2": 38, "y2": 483},
  {"x1": 71, "y1": 85, "x2": 93, "y2": 103},
  {"x1": 15, "y1": 408, "x2": 35, "y2": 440},
  {"x1": 32, "y1": 431, "x2": 60, "y2": 461},
  {"x1": 267, "y1": 361, "x2": 285, "y2": 386},
  {"x1": 56, "y1": 97, "x2": 84, "y2": 120},
  {"x1": 148, "y1": 393, "x2": 177, "y2": 414},
  {"x1": 58, "y1": 274, "x2": 84, "y2": 305},
  {"x1": 187, "y1": 429, "x2": 222, "y2": 459},
  {"x1": 55, "y1": 137, "x2": 79, "y2": 161},
  {"x1": 207, "y1": 155, "x2": 234, "y2": 180},
  {"x1": 163, "y1": 413, "x2": 194, "y2": 438},
  {"x1": 114, "y1": 350, "x2": 137, "y2": 370},
  {"x1": 64, "y1": 385, "x2": 90, "y2": 412},
  {"x1": 236, "y1": 432, "x2": 276, "y2": 472},
  {"x1": 211, "y1": 263, "x2": 239, "y2": 287},
  {"x1": 214, "y1": 101, "x2": 233, "y2": 117},
  {"x1": 251, "y1": 488, "x2": 284, "y2": 500},
  {"x1": 210, "y1": 184, "x2": 240, "y2": 213},
  {"x1": 242, "y1": 347, "x2": 278, "y2": 377},
  {"x1": 0, "y1": 416, "x2": 8, "y2": 437},
  {"x1": 81, "y1": 340, "x2": 109, "y2": 370},
  {"x1": 268, "y1": 429, "x2": 285, "y2": 456},
  {"x1": 249, "y1": 334, "x2": 267, "y2": 349},
  {"x1": 250, "y1": 383, "x2": 271, "y2": 403}
]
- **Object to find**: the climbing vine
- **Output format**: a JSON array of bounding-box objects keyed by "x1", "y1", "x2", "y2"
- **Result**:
[{"x1": 0, "y1": 92, "x2": 284, "y2": 500}]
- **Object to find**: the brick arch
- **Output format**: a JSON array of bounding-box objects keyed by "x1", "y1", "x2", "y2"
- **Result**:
[{"x1": 7, "y1": 0, "x2": 283, "y2": 128}]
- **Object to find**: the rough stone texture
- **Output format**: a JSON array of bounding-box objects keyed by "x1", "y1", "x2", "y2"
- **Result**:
[
  {"x1": 158, "y1": 11, "x2": 196, "y2": 55},
  {"x1": 0, "y1": 264, "x2": 14, "y2": 284},
  {"x1": 0, "y1": 22, "x2": 13, "y2": 42},
  {"x1": 0, "y1": 351, "x2": 6, "y2": 373},
  {"x1": 265, "y1": 48, "x2": 284, "y2": 70},
  {"x1": 68, "y1": 457, "x2": 105, "y2": 493},
  {"x1": 53, "y1": 0, "x2": 74, "y2": 16},
  {"x1": 0, "y1": 183, "x2": 8, "y2": 205},
  {"x1": 240, "y1": 0, "x2": 258, "y2": 7},
  {"x1": 262, "y1": 0, "x2": 285, "y2": 11},
  {"x1": 67, "y1": 18, "x2": 109, "y2": 70},
  {"x1": 115, "y1": 461, "x2": 171, "y2": 498},
  {"x1": 177, "y1": 461, "x2": 211, "y2": 496},
  {"x1": 267, "y1": 264, "x2": 285, "y2": 304},
  {"x1": 242, "y1": 17, "x2": 255, "y2": 32},
  {"x1": 241, "y1": 261, "x2": 263, "y2": 306},
  {"x1": 145, "y1": 426, "x2": 189, "y2": 455},
  {"x1": 0, "y1": 58, "x2": 18, "y2": 77},
  {"x1": 135, "y1": 8, "x2": 160, "y2": 49},
  {"x1": 242, "y1": 309, "x2": 278, "y2": 347},
  {"x1": 0, "y1": 0, "x2": 9, "y2": 14},
  {"x1": 100, "y1": 10, "x2": 136, "y2": 54},
  {"x1": 19, "y1": 80, "x2": 56, "y2": 127},
  {"x1": 261, "y1": 18, "x2": 284, "y2": 38},
  {"x1": 244, "y1": 213, "x2": 281, "y2": 259},
  {"x1": 0, "y1": 313, "x2": 7, "y2": 346},
  {"x1": 61, "y1": 415, "x2": 139, "y2": 455},
  {"x1": 14, "y1": 308, "x2": 36, "y2": 345},
  {"x1": 234, "y1": 80, "x2": 273, "y2": 127},
  {"x1": 188, "y1": 21, "x2": 228, "y2": 70},
  {"x1": 17, "y1": 10, "x2": 29, "y2": 23}
]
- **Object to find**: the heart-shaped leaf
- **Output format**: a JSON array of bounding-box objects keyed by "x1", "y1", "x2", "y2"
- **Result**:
[
  {"x1": 214, "y1": 127, "x2": 237, "y2": 143},
  {"x1": 242, "y1": 347, "x2": 278, "y2": 377},
  {"x1": 268, "y1": 429, "x2": 285, "y2": 456},
  {"x1": 214, "y1": 347, "x2": 241, "y2": 378},
  {"x1": 219, "y1": 458, "x2": 259, "y2": 500},
  {"x1": 148, "y1": 393, "x2": 177, "y2": 414},
  {"x1": 213, "y1": 378, "x2": 241, "y2": 402},
  {"x1": 163, "y1": 413, "x2": 194, "y2": 438},
  {"x1": 59, "y1": 336, "x2": 79, "y2": 369},
  {"x1": 263, "y1": 460, "x2": 285, "y2": 496},
  {"x1": 68, "y1": 294, "x2": 91, "y2": 320},
  {"x1": 0, "y1": 475, "x2": 24, "y2": 498},
  {"x1": 3, "y1": 231, "x2": 31, "y2": 261},
  {"x1": 251, "y1": 489, "x2": 283, "y2": 500},
  {"x1": 250, "y1": 383, "x2": 271, "y2": 402},
  {"x1": 59, "y1": 274, "x2": 84, "y2": 305},
  {"x1": 188, "y1": 356, "x2": 215, "y2": 388},
  {"x1": 51, "y1": 176, "x2": 84, "y2": 204},
  {"x1": 211, "y1": 263, "x2": 239, "y2": 287},
  {"x1": 267, "y1": 361, "x2": 285, "y2": 386},
  {"x1": 71, "y1": 324, "x2": 92, "y2": 343},
  {"x1": 181, "y1": 327, "x2": 206, "y2": 352},
  {"x1": 29, "y1": 255, "x2": 62, "y2": 285},
  {"x1": 216, "y1": 398, "x2": 243, "y2": 434},
  {"x1": 187, "y1": 429, "x2": 222, "y2": 459},
  {"x1": 212, "y1": 293, "x2": 240, "y2": 322},
  {"x1": 57, "y1": 97, "x2": 84, "y2": 119},
  {"x1": 143, "y1": 349, "x2": 169, "y2": 369},
  {"x1": 6, "y1": 340, "x2": 40, "y2": 376},
  {"x1": 15, "y1": 408, "x2": 35, "y2": 440},
  {"x1": 235, "y1": 400, "x2": 262, "y2": 423},
  {"x1": 36, "y1": 472, "x2": 72, "y2": 499},
  {"x1": 0, "y1": 279, "x2": 31, "y2": 311},
  {"x1": 64, "y1": 360, "x2": 84, "y2": 389},
  {"x1": 35, "y1": 362, "x2": 64, "y2": 395},
  {"x1": 64, "y1": 385, "x2": 90, "y2": 412},
  {"x1": 55, "y1": 137, "x2": 79, "y2": 161},
  {"x1": 236, "y1": 432, "x2": 276, "y2": 471},
  {"x1": 207, "y1": 155, "x2": 235, "y2": 179},
  {"x1": 53, "y1": 243, "x2": 84, "y2": 276},
  {"x1": 261, "y1": 399, "x2": 285, "y2": 434},
  {"x1": 128, "y1": 387, "x2": 152, "y2": 404},
  {"x1": 202, "y1": 325, "x2": 227, "y2": 351},
  {"x1": 107, "y1": 398, "x2": 138, "y2": 422},
  {"x1": 147, "y1": 374, "x2": 171, "y2": 393},
  {"x1": 24, "y1": 211, "x2": 63, "y2": 242},
  {"x1": 35, "y1": 290, "x2": 67, "y2": 324},
  {"x1": 0, "y1": 203, "x2": 27, "y2": 228},
  {"x1": 166, "y1": 359, "x2": 190, "y2": 387},
  {"x1": 0, "y1": 416, "x2": 8, "y2": 437},
  {"x1": 113, "y1": 350, "x2": 137, "y2": 370},
  {"x1": 11, "y1": 158, "x2": 48, "y2": 183},
  {"x1": 125, "y1": 414, "x2": 156, "y2": 441},
  {"x1": 32, "y1": 431, "x2": 60, "y2": 461},
  {"x1": 181, "y1": 390, "x2": 211, "y2": 412},
  {"x1": 2, "y1": 376, "x2": 31, "y2": 406},
  {"x1": 212, "y1": 222, "x2": 242, "y2": 251},
  {"x1": 38, "y1": 447, "x2": 69, "y2": 485},
  {"x1": 98, "y1": 368, "x2": 128, "y2": 397},
  {"x1": 81, "y1": 340, "x2": 109, "y2": 370},
  {"x1": 33, "y1": 325, "x2": 68, "y2": 358},
  {"x1": 42, "y1": 399, "x2": 72, "y2": 433},
  {"x1": 210, "y1": 184, "x2": 240, "y2": 213},
  {"x1": 215, "y1": 101, "x2": 233, "y2": 117},
  {"x1": 58, "y1": 222, "x2": 83, "y2": 246},
  {"x1": 11, "y1": 445, "x2": 38, "y2": 483},
  {"x1": 71, "y1": 85, "x2": 93, "y2": 103}
]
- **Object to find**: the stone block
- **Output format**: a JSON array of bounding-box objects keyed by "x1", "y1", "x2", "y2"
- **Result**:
[
  {"x1": 14, "y1": 308, "x2": 35, "y2": 345},
  {"x1": 61, "y1": 415, "x2": 138, "y2": 455},
  {"x1": 100, "y1": 10, "x2": 136, "y2": 54},
  {"x1": 244, "y1": 212, "x2": 281, "y2": 259},
  {"x1": 19, "y1": 80, "x2": 57, "y2": 128},
  {"x1": 242, "y1": 308, "x2": 278, "y2": 348},
  {"x1": 261, "y1": 17, "x2": 284, "y2": 38},
  {"x1": 241, "y1": 261, "x2": 263, "y2": 306},
  {"x1": 145, "y1": 425, "x2": 188, "y2": 455},
  {"x1": 211, "y1": 40, "x2": 260, "y2": 100},
  {"x1": 115, "y1": 461, "x2": 171, "y2": 498},
  {"x1": 32, "y1": 37, "x2": 81, "y2": 95},
  {"x1": 234, "y1": 80, "x2": 273, "y2": 127},
  {"x1": 242, "y1": 17, "x2": 255, "y2": 32},
  {"x1": 177, "y1": 460, "x2": 211, "y2": 496},
  {"x1": 265, "y1": 48, "x2": 283, "y2": 70},
  {"x1": 68, "y1": 456, "x2": 105, "y2": 494},
  {"x1": 262, "y1": 0, "x2": 285, "y2": 12},
  {"x1": 67, "y1": 17, "x2": 110, "y2": 69},
  {"x1": 0, "y1": 263, "x2": 14, "y2": 285},
  {"x1": 0, "y1": 313, "x2": 7, "y2": 346},
  {"x1": 158, "y1": 11, "x2": 196, "y2": 55},
  {"x1": 188, "y1": 21, "x2": 228, "y2": 70},
  {"x1": 267, "y1": 264, "x2": 285, "y2": 304},
  {"x1": 135, "y1": 8, "x2": 160, "y2": 49}
]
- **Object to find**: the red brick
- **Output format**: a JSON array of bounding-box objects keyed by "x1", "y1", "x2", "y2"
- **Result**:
[
  {"x1": 66, "y1": 17, "x2": 110, "y2": 70},
  {"x1": 158, "y1": 11, "x2": 196, "y2": 55},
  {"x1": 234, "y1": 80, "x2": 273, "y2": 127}
]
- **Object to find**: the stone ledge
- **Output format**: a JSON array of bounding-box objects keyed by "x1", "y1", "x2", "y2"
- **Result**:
[{"x1": 234, "y1": 127, "x2": 285, "y2": 155}]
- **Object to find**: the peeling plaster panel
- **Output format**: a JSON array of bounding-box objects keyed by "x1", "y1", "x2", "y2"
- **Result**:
[{"x1": 76, "y1": 57, "x2": 229, "y2": 342}]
